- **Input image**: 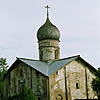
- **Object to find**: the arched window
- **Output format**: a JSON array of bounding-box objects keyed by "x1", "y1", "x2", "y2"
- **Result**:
[
  {"x1": 76, "y1": 82, "x2": 79, "y2": 89},
  {"x1": 55, "y1": 49, "x2": 58, "y2": 59}
]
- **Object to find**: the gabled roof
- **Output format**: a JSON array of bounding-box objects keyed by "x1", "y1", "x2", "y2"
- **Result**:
[
  {"x1": 48, "y1": 56, "x2": 78, "y2": 75},
  {"x1": 6, "y1": 55, "x2": 97, "y2": 77},
  {"x1": 18, "y1": 55, "x2": 79, "y2": 76},
  {"x1": 19, "y1": 58, "x2": 49, "y2": 76}
]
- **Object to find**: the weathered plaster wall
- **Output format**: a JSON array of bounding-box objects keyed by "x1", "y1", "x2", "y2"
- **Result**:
[
  {"x1": 39, "y1": 40, "x2": 60, "y2": 60},
  {"x1": 49, "y1": 67, "x2": 66, "y2": 100},
  {"x1": 5, "y1": 62, "x2": 48, "y2": 100},
  {"x1": 4, "y1": 59, "x2": 96, "y2": 100},
  {"x1": 66, "y1": 59, "x2": 96, "y2": 100},
  {"x1": 49, "y1": 59, "x2": 96, "y2": 100},
  {"x1": 66, "y1": 60, "x2": 87, "y2": 100}
]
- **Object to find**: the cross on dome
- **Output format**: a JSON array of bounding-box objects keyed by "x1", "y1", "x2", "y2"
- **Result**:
[
  {"x1": 37, "y1": 5, "x2": 60, "y2": 42},
  {"x1": 45, "y1": 5, "x2": 50, "y2": 17}
]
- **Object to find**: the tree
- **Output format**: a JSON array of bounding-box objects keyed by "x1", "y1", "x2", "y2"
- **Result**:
[
  {"x1": 0, "y1": 57, "x2": 8, "y2": 81},
  {"x1": 10, "y1": 86, "x2": 37, "y2": 100},
  {"x1": 91, "y1": 68, "x2": 100, "y2": 99},
  {"x1": 0, "y1": 57, "x2": 8, "y2": 99},
  {"x1": 19, "y1": 86, "x2": 37, "y2": 100},
  {"x1": 0, "y1": 57, "x2": 8, "y2": 72}
]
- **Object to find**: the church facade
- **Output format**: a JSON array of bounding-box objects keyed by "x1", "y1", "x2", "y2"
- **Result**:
[{"x1": 3, "y1": 7, "x2": 97, "y2": 100}]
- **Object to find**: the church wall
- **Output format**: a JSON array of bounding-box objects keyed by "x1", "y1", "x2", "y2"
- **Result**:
[
  {"x1": 66, "y1": 59, "x2": 96, "y2": 100},
  {"x1": 66, "y1": 60, "x2": 87, "y2": 100},
  {"x1": 49, "y1": 59, "x2": 96, "y2": 100},
  {"x1": 49, "y1": 67, "x2": 66, "y2": 100},
  {"x1": 5, "y1": 62, "x2": 48, "y2": 100}
]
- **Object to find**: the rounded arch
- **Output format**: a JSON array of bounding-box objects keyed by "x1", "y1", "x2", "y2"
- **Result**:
[
  {"x1": 55, "y1": 92, "x2": 64, "y2": 100},
  {"x1": 56, "y1": 94, "x2": 63, "y2": 100}
]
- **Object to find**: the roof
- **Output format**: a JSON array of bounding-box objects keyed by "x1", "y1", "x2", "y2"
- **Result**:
[
  {"x1": 19, "y1": 58, "x2": 49, "y2": 76},
  {"x1": 6, "y1": 55, "x2": 96, "y2": 77}
]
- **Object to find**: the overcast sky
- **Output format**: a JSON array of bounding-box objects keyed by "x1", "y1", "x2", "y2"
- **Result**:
[{"x1": 0, "y1": 0, "x2": 100, "y2": 68}]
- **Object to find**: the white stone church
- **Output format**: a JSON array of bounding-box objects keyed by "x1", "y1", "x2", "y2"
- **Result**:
[{"x1": 3, "y1": 6, "x2": 97, "y2": 100}]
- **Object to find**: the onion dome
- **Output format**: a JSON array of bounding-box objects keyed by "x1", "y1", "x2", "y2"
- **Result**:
[{"x1": 37, "y1": 5, "x2": 60, "y2": 41}]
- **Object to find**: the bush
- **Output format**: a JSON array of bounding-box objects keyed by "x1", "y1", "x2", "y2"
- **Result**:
[
  {"x1": 8, "y1": 86, "x2": 37, "y2": 100},
  {"x1": 91, "y1": 68, "x2": 100, "y2": 99}
]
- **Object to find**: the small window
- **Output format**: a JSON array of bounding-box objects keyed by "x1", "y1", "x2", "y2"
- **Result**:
[
  {"x1": 55, "y1": 49, "x2": 58, "y2": 59},
  {"x1": 76, "y1": 82, "x2": 79, "y2": 89}
]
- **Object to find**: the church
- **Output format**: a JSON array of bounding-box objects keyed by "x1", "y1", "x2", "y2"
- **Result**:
[{"x1": 3, "y1": 6, "x2": 97, "y2": 100}]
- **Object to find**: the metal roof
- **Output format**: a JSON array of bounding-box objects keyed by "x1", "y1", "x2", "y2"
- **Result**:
[
  {"x1": 4, "y1": 55, "x2": 97, "y2": 80},
  {"x1": 48, "y1": 56, "x2": 78, "y2": 75},
  {"x1": 19, "y1": 59, "x2": 49, "y2": 76},
  {"x1": 18, "y1": 55, "x2": 79, "y2": 76}
]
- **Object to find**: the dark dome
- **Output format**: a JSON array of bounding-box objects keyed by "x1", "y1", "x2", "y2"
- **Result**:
[{"x1": 37, "y1": 17, "x2": 60, "y2": 41}]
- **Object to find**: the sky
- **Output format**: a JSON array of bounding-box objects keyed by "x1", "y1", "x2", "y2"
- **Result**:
[{"x1": 0, "y1": 0, "x2": 100, "y2": 68}]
